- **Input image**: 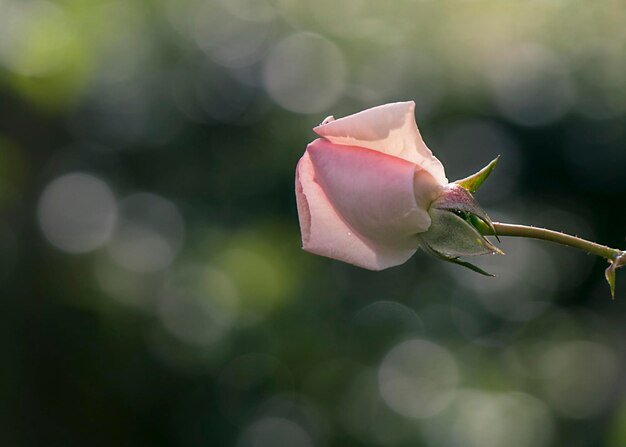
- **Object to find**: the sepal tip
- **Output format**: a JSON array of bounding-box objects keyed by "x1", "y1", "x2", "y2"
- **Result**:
[{"x1": 454, "y1": 155, "x2": 500, "y2": 193}]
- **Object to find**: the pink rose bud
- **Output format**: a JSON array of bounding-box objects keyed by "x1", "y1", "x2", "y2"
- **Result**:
[{"x1": 295, "y1": 101, "x2": 448, "y2": 270}]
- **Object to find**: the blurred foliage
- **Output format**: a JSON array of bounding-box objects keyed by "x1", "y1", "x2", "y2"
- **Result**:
[{"x1": 1, "y1": 0, "x2": 626, "y2": 446}]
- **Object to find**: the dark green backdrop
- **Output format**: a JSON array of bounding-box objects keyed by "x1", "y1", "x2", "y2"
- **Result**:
[{"x1": 1, "y1": 1, "x2": 625, "y2": 446}]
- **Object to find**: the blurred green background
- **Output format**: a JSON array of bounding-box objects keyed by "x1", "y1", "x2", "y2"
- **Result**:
[{"x1": 1, "y1": 0, "x2": 626, "y2": 446}]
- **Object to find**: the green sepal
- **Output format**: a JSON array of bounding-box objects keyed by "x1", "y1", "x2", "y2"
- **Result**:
[
  {"x1": 420, "y1": 238, "x2": 495, "y2": 277},
  {"x1": 605, "y1": 252, "x2": 626, "y2": 300},
  {"x1": 468, "y1": 214, "x2": 499, "y2": 242},
  {"x1": 605, "y1": 264, "x2": 616, "y2": 300},
  {"x1": 449, "y1": 257, "x2": 496, "y2": 277},
  {"x1": 454, "y1": 156, "x2": 500, "y2": 193},
  {"x1": 421, "y1": 208, "x2": 503, "y2": 258},
  {"x1": 432, "y1": 183, "x2": 497, "y2": 238}
]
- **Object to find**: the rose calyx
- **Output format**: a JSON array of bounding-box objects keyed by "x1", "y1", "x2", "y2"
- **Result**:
[{"x1": 418, "y1": 158, "x2": 503, "y2": 276}]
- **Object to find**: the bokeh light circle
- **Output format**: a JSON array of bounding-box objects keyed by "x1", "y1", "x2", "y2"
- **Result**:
[
  {"x1": 107, "y1": 193, "x2": 184, "y2": 272},
  {"x1": 378, "y1": 339, "x2": 459, "y2": 418},
  {"x1": 446, "y1": 391, "x2": 554, "y2": 447},
  {"x1": 350, "y1": 300, "x2": 423, "y2": 361},
  {"x1": 262, "y1": 32, "x2": 346, "y2": 114},
  {"x1": 193, "y1": 1, "x2": 273, "y2": 69},
  {"x1": 0, "y1": 0, "x2": 79, "y2": 77},
  {"x1": 38, "y1": 172, "x2": 117, "y2": 253},
  {"x1": 487, "y1": 44, "x2": 575, "y2": 126},
  {"x1": 538, "y1": 340, "x2": 618, "y2": 419},
  {"x1": 158, "y1": 265, "x2": 239, "y2": 346},
  {"x1": 236, "y1": 417, "x2": 314, "y2": 447}
]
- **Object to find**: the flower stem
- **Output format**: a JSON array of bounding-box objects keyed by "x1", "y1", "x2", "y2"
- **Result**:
[{"x1": 484, "y1": 222, "x2": 622, "y2": 261}]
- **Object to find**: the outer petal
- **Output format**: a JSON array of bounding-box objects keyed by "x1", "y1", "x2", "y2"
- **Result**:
[
  {"x1": 295, "y1": 139, "x2": 442, "y2": 270},
  {"x1": 313, "y1": 101, "x2": 447, "y2": 185},
  {"x1": 296, "y1": 152, "x2": 407, "y2": 270}
]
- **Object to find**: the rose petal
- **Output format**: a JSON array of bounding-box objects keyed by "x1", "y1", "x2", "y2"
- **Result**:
[
  {"x1": 308, "y1": 138, "x2": 437, "y2": 240},
  {"x1": 296, "y1": 152, "x2": 397, "y2": 270},
  {"x1": 295, "y1": 138, "x2": 444, "y2": 270},
  {"x1": 313, "y1": 101, "x2": 447, "y2": 185},
  {"x1": 296, "y1": 147, "x2": 418, "y2": 270}
]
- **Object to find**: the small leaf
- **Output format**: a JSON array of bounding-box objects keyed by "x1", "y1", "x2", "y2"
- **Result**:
[
  {"x1": 605, "y1": 264, "x2": 616, "y2": 300},
  {"x1": 454, "y1": 156, "x2": 500, "y2": 193}
]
